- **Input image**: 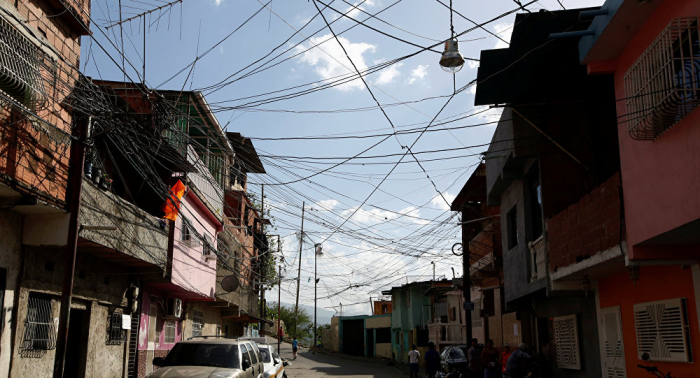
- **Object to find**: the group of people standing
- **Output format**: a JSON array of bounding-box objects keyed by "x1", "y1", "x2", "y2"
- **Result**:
[{"x1": 407, "y1": 339, "x2": 535, "y2": 378}]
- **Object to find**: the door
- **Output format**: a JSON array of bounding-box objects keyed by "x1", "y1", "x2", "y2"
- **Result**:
[
  {"x1": 146, "y1": 304, "x2": 158, "y2": 375},
  {"x1": 600, "y1": 306, "x2": 626, "y2": 378},
  {"x1": 64, "y1": 308, "x2": 88, "y2": 378},
  {"x1": 366, "y1": 329, "x2": 374, "y2": 357}
]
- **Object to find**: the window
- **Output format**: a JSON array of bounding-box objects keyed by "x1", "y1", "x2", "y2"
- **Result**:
[
  {"x1": 108, "y1": 313, "x2": 126, "y2": 344},
  {"x1": 160, "y1": 343, "x2": 240, "y2": 369},
  {"x1": 240, "y1": 344, "x2": 251, "y2": 367},
  {"x1": 0, "y1": 14, "x2": 50, "y2": 109},
  {"x1": 181, "y1": 217, "x2": 192, "y2": 241},
  {"x1": 529, "y1": 170, "x2": 543, "y2": 240},
  {"x1": 203, "y1": 234, "x2": 212, "y2": 256},
  {"x1": 192, "y1": 310, "x2": 203, "y2": 338},
  {"x1": 506, "y1": 206, "x2": 518, "y2": 250},
  {"x1": 471, "y1": 299, "x2": 482, "y2": 328},
  {"x1": 164, "y1": 320, "x2": 176, "y2": 343},
  {"x1": 634, "y1": 298, "x2": 690, "y2": 362},
  {"x1": 22, "y1": 293, "x2": 56, "y2": 350},
  {"x1": 625, "y1": 18, "x2": 700, "y2": 140},
  {"x1": 376, "y1": 328, "x2": 391, "y2": 343},
  {"x1": 553, "y1": 314, "x2": 581, "y2": 370}
]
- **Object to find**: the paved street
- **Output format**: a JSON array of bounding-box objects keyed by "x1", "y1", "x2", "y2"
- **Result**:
[{"x1": 276, "y1": 341, "x2": 405, "y2": 378}]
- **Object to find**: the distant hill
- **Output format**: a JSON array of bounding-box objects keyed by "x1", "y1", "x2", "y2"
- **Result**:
[{"x1": 280, "y1": 302, "x2": 336, "y2": 325}]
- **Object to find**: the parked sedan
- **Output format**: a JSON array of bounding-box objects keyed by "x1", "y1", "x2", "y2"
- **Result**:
[
  {"x1": 148, "y1": 339, "x2": 264, "y2": 378},
  {"x1": 257, "y1": 344, "x2": 289, "y2": 378},
  {"x1": 440, "y1": 345, "x2": 469, "y2": 374}
]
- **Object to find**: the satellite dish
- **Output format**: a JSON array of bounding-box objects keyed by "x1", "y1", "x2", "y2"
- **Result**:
[{"x1": 221, "y1": 275, "x2": 240, "y2": 292}]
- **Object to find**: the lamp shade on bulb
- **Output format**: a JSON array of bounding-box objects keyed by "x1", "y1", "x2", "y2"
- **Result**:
[
  {"x1": 439, "y1": 38, "x2": 465, "y2": 73},
  {"x1": 315, "y1": 243, "x2": 323, "y2": 255}
]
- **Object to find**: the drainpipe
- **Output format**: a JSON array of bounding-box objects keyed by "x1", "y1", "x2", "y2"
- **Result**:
[{"x1": 53, "y1": 116, "x2": 90, "y2": 378}]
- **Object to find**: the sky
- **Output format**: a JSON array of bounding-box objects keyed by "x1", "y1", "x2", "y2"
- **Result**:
[{"x1": 83, "y1": 0, "x2": 604, "y2": 316}]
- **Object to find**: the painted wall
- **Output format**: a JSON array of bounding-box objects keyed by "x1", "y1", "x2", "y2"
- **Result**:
[
  {"x1": 0, "y1": 211, "x2": 23, "y2": 378},
  {"x1": 172, "y1": 194, "x2": 218, "y2": 299},
  {"x1": 606, "y1": 0, "x2": 700, "y2": 255},
  {"x1": 182, "y1": 302, "x2": 220, "y2": 340},
  {"x1": 365, "y1": 314, "x2": 391, "y2": 329},
  {"x1": 598, "y1": 265, "x2": 700, "y2": 377},
  {"x1": 375, "y1": 343, "x2": 391, "y2": 359},
  {"x1": 137, "y1": 286, "x2": 182, "y2": 352}
]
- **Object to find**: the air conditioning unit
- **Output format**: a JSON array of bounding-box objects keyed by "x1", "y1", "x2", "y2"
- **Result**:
[{"x1": 166, "y1": 298, "x2": 183, "y2": 318}]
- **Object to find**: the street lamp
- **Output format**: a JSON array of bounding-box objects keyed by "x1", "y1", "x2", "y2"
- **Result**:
[
  {"x1": 439, "y1": 38, "x2": 465, "y2": 73},
  {"x1": 314, "y1": 243, "x2": 323, "y2": 350}
]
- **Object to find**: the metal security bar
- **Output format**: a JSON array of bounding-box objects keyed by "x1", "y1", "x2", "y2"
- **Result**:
[
  {"x1": 22, "y1": 294, "x2": 56, "y2": 351},
  {"x1": 625, "y1": 18, "x2": 700, "y2": 140},
  {"x1": 192, "y1": 310, "x2": 204, "y2": 338},
  {"x1": 108, "y1": 313, "x2": 126, "y2": 344},
  {"x1": 0, "y1": 15, "x2": 51, "y2": 110}
]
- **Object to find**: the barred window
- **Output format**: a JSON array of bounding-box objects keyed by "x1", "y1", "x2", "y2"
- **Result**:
[
  {"x1": 22, "y1": 293, "x2": 56, "y2": 350},
  {"x1": 0, "y1": 15, "x2": 50, "y2": 109},
  {"x1": 164, "y1": 320, "x2": 176, "y2": 343},
  {"x1": 107, "y1": 313, "x2": 126, "y2": 345},
  {"x1": 192, "y1": 310, "x2": 203, "y2": 338},
  {"x1": 625, "y1": 18, "x2": 700, "y2": 140}
]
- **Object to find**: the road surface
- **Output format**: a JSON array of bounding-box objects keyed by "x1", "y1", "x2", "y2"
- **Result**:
[{"x1": 276, "y1": 341, "x2": 405, "y2": 377}]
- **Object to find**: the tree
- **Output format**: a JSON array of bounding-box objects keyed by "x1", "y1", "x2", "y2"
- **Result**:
[{"x1": 265, "y1": 302, "x2": 313, "y2": 343}]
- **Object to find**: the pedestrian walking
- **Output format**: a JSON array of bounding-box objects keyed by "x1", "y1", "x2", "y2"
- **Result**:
[
  {"x1": 313, "y1": 338, "x2": 322, "y2": 354},
  {"x1": 292, "y1": 337, "x2": 299, "y2": 360},
  {"x1": 467, "y1": 338, "x2": 482, "y2": 377},
  {"x1": 481, "y1": 339, "x2": 500, "y2": 378},
  {"x1": 407, "y1": 344, "x2": 420, "y2": 378},
  {"x1": 425, "y1": 342, "x2": 441, "y2": 378},
  {"x1": 499, "y1": 344, "x2": 512, "y2": 376},
  {"x1": 505, "y1": 343, "x2": 531, "y2": 378}
]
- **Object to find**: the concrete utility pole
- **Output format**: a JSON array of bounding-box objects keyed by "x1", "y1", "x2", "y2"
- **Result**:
[
  {"x1": 463, "y1": 243, "x2": 472, "y2": 344},
  {"x1": 293, "y1": 202, "x2": 305, "y2": 338},
  {"x1": 53, "y1": 116, "x2": 89, "y2": 378},
  {"x1": 278, "y1": 265, "x2": 282, "y2": 352},
  {"x1": 260, "y1": 184, "x2": 265, "y2": 332}
]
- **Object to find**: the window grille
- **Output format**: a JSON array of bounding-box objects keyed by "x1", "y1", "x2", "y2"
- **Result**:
[
  {"x1": 192, "y1": 310, "x2": 203, "y2": 338},
  {"x1": 0, "y1": 15, "x2": 50, "y2": 109},
  {"x1": 471, "y1": 299, "x2": 482, "y2": 328},
  {"x1": 164, "y1": 320, "x2": 176, "y2": 343},
  {"x1": 22, "y1": 293, "x2": 56, "y2": 351},
  {"x1": 553, "y1": 314, "x2": 581, "y2": 370},
  {"x1": 181, "y1": 217, "x2": 192, "y2": 241},
  {"x1": 203, "y1": 234, "x2": 212, "y2": 256},
  {"x1": 624, "y1": 18, "x2": 700, "y2": 140},
  {"x1": 634, "y1": 298, "x2": 690, "y2": 362},
  {"x1": 108, "y1": 313, "x2": 126, "y2": 345}
]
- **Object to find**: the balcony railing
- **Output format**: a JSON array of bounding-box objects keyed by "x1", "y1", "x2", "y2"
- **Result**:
[
  {"x1": 528, "y1": 235, "x2": 547, "y2": 282},
  {"x1": 187, "y1": 145, "x2": 224, "y2": 218},
  {"x1": 429, "y1": 323, "x2": 463, "y2": 343}
]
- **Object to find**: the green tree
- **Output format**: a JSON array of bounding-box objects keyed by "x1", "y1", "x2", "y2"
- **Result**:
[{"x1": 266, "y1": 302, "x2": 313, "y2": 343}]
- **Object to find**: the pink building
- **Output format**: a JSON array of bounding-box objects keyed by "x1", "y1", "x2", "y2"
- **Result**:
[{"x1": 580, "y1": 1, "x2": 700, "y2": 376}]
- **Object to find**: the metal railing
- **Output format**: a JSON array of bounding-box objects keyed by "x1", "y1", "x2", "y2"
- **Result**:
[
  {"x1": 528, "y1": 235, "x2": 547, "y2": 282},
  {"x1": 187, "y1": 145, "x2": 224, "y2": 218}
]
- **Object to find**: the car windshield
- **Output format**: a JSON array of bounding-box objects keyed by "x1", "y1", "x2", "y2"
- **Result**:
[
  {"x1": 161, "y1": 343, "x2": 240, "y2": 369},
  {"x1": 450, "y1": 348, "x2": 466, "y2": 359},
  {"x1": 259, "y1": 348, "x2": 272, "y2": 363}
]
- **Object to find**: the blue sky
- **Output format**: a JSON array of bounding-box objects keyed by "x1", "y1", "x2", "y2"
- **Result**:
[{"x1": 83, "y1": 0, "x2": 603, "y2": 316}]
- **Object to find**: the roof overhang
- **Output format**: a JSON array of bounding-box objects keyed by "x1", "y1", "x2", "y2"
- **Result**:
[
  {"x1": 579, "y1": 0, "x2": 664, "y2": 65},
  {"x1": 227, "y1": 132, "x2": 266, "y2": 174},
  {"x1": 451, "y1": 164, "x2": 487, "y2": 211}
]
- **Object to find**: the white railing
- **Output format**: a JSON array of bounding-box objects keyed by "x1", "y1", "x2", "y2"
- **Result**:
[
  {"x1": 528, "y1": 235, "x2": 547, "y2": 282},
  {"x1": 187, "y1": 145, "x2": 224, "y2": 218},
  {"x1": 429, "y1": 324, "x2": 463, "y2": 343}
]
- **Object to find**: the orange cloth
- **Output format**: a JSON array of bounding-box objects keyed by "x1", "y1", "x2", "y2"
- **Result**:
[
  {"x1": 499, "y1": 351, "x2": 512, "y2": 373},
  {"x1": 162, "y1": 180, "x2": 187, "y2": 221}
]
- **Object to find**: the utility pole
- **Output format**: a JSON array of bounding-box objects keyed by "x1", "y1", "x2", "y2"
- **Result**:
[
  {"x1": 259, "y1": 184, "x2": 265, "y2": 333},
  {"x1": 278, "y1": 265, "x2": 282, "y2": 352},
  {"x1": 293, "y1": 202, "x2": 305, "y2": 339},
  {"x1": 53, "y1": 116, "x2": 89, "y2": 378},
  {"x1": 463, "y1": 243, "x2": 472, "y2": 344}
]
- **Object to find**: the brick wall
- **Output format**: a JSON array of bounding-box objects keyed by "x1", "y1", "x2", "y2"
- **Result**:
[
  {"x1": 0, "y1": 0, "x2": 89, "y2": 204},
  {"x1": 548, "y1": 173, "x2": 623, "y2": 272}
]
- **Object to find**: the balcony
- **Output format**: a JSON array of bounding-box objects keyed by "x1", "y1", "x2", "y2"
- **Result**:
[
  {"x1": 187, "y1": 145, "x2": 224, "y2": 219},
  {"x1": 428, "y1": 323, "x2": 463, "y2": 344},
  {"x1": 78, "y1": 180, "x2": 168, "y2": 269},
  {"x1": 528, "y1": 235, "x2": 546, "y2": 282}
]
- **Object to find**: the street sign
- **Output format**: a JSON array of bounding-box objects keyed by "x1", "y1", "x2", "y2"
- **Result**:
[{"x1": 463, "y1": 302, "x2": 475, "y2": 310}]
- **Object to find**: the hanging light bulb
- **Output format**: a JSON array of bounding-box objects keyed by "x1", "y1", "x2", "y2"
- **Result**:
[{"x1": 440, "y1": 38, "x2": 465, "y2": 73}]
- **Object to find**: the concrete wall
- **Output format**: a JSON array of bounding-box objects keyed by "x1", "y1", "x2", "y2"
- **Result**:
[
  {"x1": 79, "y1": 180, "x2": 168, "y2": 268},
  {"x1": 375, "y1": 343, "x2": 391, "y2": 359},
  {"x1": 0, "y1": 211, "x2": 23, "y2": 378},
  {"x1": 365, "y1": 315, "x2": 390, "y2": 329},
  {"x1": 182, "y1": 302, "x2": 220, "y2": 340}
]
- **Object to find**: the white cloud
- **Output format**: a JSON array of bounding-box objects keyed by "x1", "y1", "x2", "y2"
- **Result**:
[
  {"x1": 467, "y1": 60, "x2": 479, "y2": 70},
  {"x1": 493, "y1": 22, "x2": 514, "y2": 49},
  {"x1": 219, "y1": 46, "x2": 224, "y2": 54},
  {"x1": 407, "y1": 64, "x2": 428, "y2": 84},
  {"x1": 374, "y1": 62, "x2": 403, "y2": 85},
  {"x1": 431, "y1": 191, "x2": 457, "y2": 211},
  {"x1": 214, "y1": 0, "x2": 223, "y2": 5},
  {"x1": 337, "y1": 0, "x2": 375, "y2": 20},
  {"x1": 295, "y1": 34, "x2": 376, "y2": 91},
  {"x1": 340, "y1": 206, "x2": 398, "y2": 224},
  {"x1": 314, "y1": 199, "x2": 339, "y2": 212}
]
